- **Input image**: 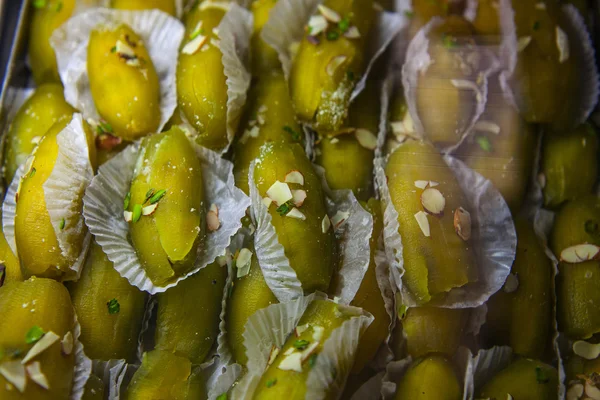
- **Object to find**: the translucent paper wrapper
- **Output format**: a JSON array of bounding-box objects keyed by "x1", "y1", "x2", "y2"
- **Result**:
[
  {"x1": 2, "y1": 114, "x2": 94, "y2": 280},
  {"x1": 72, "y1": 314, "x2": 93, "y2": 400},
  {"x1": 50, "y1": 8, "x2": 184, "y2": 132},
  {"x1": 349, "y1": 370, "x2": 385, "y2": 400},
  {"x1": 462, "y1": 346, "x2": 512, "y2": 399},
  {"x1": 82, "y1": 142, "x2": 250, "y2": 294},
  {"x1": 402, "y1": 18, "x2": 499, "y2": 152},
  {"x1": 232, "y1": 293, "x2": 374, "y2": 399},
  {"x1": 91, "y1": 359, "x2": 137, "y2": 400},
  {"x1": 374, "y1": 151, "x2": 516, "y2": 308},
  {"x1": 261, "y1": 0, "x2": 406, "y2": 100}
]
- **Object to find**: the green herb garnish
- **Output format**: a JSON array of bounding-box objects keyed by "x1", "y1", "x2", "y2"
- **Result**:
[
  {"x1": 216, "y1": 393, "x2": 227, "y2": 400},
  {"x1": 124, "y1": 192, "x2": 131, "y2": 210},
  {"x1": 283, "y1": 125, "x2": 301, "y2": 142},
  {"x1": 32, "y1": 0, "x2": 47, "y2": 8},
  {"x1": 476, "y1": 136, "x2": 492, "y2": 152},
  {"x1": 29, "y1": 168, "x2": 36, "y2": 179},
  {"x1": 132, "y1": 204, "x2": 143, "y2": 223},
  {"x1": 107, "y1": 298, "x2": 120, "y2": 314},
  {"x1": 326, "y1": 30, "x2": 340, "y2": 41},
  {"x1": 266, "y1": 378, "x2": 277, "y2": 388},
  {"x1": 398, "y1": 304, "x2": 408, "y2": 320},
  {"x1": 585, "y1": 220, "x2": 598, "y2": 235},
  {"x1": 59, "y1": 218, "x2": 66, "y2": 230},
  {"x1": 144, "y1": 188, "x2": 155, "y2": 204},
  {"x1": 404, "y1": 10, "x2": 414, "y2": 18},
  {"x1": 97, "y1": 121, "x2": 114, "y2": 134},
  {"x1": 190, "y1": 28, "x2": 205, "y2": 40},
  {"x1": 533, "y1": 21, "x2": 540, "y2": 31},
  {"x1": 111, "y1": 46, "x2": 117, "y2": 53},
  {"x1": 441, "y1": 33, "x2": 457, "y2": 48},
  {"x1": 25, "y1": 326, "x2": 45, "y2": 344},
  {"x1": 338, "y1": 17, "x2": 350, "y2": 33},
  {"x1": 56, "y1": 1, "x2": 63, "y2": 12},
  {"x1": 535, "y1": 367, "x2": 549, "y2": 384},
  {"x1": 293, "y1": 340, "x2": 310, "y2": 350},
  {"x1": 149, "y1": 189, "x2": 167, "y2": 205},
  {"x1": 308, "y1": 353, "x2": 318, "y2": 367},
  {"x1": 276, "y1": 201, "x2": 294, "y2": 216}
]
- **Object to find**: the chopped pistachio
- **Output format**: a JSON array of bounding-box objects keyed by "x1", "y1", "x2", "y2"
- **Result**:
[
  {"x1": 266, "y1": 378, "x2": 277, "y2": 388},
  {"x1": 216, "y1": 393, "x2": 227, "y2": 400},
  {"x1": 97, "y1": 121, "x2": 114, "y2": 135},
  {"x1": 276, "y1": 201, "x2": 294, "y2": 217},
  {"x1": 107, "y1": 298, "x2": 120, "y2": 314},
  {"x1": 283, "y1": 125, "x2": 301, "y2": 141},
  {"x1": 326, "y1": 30, "x2": 340, "y2": 41},
  {"x1": 308, "y1": 353, "x2": 318, "y2": 368},
  {"x1": 476, "y1": 136, "x2": 492, "y2": 152},
  {"x1": 535, "y1": 366, "x2": 549, "y2": 384},
  {"x1": 59, "y1": 218, "x2": 66, "y2": 230},
  {"x1": 148, "y1": 189, "x2": 166, "y2": 204},
  {"x1": 32, "y1": 0, "x2": 47, "y2": 8},
  {"x1": 533, "y1": 21, "x2": 541, "y2": 31},
  {"x1": 123, "y1": 191, "x2": 131, "y2": 210},
  {"x1": 284, "y1": 170, "x2": 305, "y2": 186},
  {"x1": 132, "y1": 204, "x2": 142, "y2": 223},
  {"x1": 300, "y1": 341, "x2": 319, "y2": 362},
  {"x1": 293, "y1": 340, "x2": 310, "y2": 350},
  {"x1": 25, "y1": 326, "x2": 45, "y2": 345}
]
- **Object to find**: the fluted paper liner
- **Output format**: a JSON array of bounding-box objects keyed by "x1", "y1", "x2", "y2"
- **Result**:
[
  {"x1": 135, "y1": 295, "x2": 156, "y2": 362},
  {"x1": 313, "y1": 164, "x2": 373, "y2": 305},
  {"x1": 349, "y1": 370, "x2": 385, "y2": 400},
  {"x1": 261, "y1": 0, "x2": 405, "y2": 101},
  {"x1": 2, "y1": 114, "x2": 93, "y2": 280},
  {"x1": 83, "y1": 141, "x2": 250, "y2": 293},
  {"x1": 463, "y1": 346, "x2": 512, "y2": 399},
  {"x1": 248, "y1": 161, "x2": 304, "y2": 302},
  {"x1": 232, "y1": 293, "x2": 320, "y2": 398},
  {"x1": 92, "y1": 359, "x2": 137, "y2": 400},
  {"x1": 71, "y1": 313, "x2": 93, "y2": 400},
  {"x1": 208, "y1": 363, "x2": 243, "y2": 400},
  {"x1": 375, "y1": 149, "x2": 516, "y2": 308},
  {"x1": 402, "y1": 18, "x2": 499, "y2": 152},
  {"x1": 51, "y1": 8, "x2": 184, "y2": 133}
]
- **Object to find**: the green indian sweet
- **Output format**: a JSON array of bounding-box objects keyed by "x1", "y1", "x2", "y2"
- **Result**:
[
  {"x1": 3, "y1": 83, "x2": 75, "y2": 184},
  {"x1": 394, "y1": 355, "x2": 461, "y2": 400},
  {"x1": 348, "y1": 198, "x2": 389, "y2": 373},
  {"x1": 252, "y1": 300, "x2": 363, "y2": 400},
  {"x1": 385, "y1": 140, "x2": 478, "y2": 305},
  {"x1": 154, "y1": 259, "x2": 227, "y2": 364},
  {"x1": 478, "y1": 358, "x2": 558, "y2": 399},
  {"x1": 416, "y1": 16, "x2": 479, "y2": 148},
  {"x1": 289, "y1": 0, "x2": 376, "y2": 132},
  {"x1": 315, "y1": 82, "x2": 378, "y2": 201},
  {"x1": 396, "y1": 307, "x2": 467, "y2": 359},
  {"x1": 250, "y1": 0, "x2": 281, "y2": 75},
  {"x1": 227, "y1": 243, "x2": 278, "y2": 366},
  {"x1": 408, "y1": 0, "x2": 460, "y2": 38},
  {"x1": 254, "y1": 142, "x2": 336, "y2": 293},
  {"x1": 177, "y1": 0, "x2": 231, "y2": 151},
  {"x1": 0, "y1": 277, "x2": 77, "y2": 399},
  {"x1": 28, "y1": 0, "x2": 76, "y2": 84},
  {"x1": 232, "y1": 71, "x2": 304, "y2": 194},
  {"x1": 0, "y1": 211, "x2": 21, "y2": 285},
  {"x1": 82, "y1": 374, "x2": 105, "y2": 400},
  {"x1": 111, "y1": 0, "x2": 177, "y2": 15},
  {"x1": 453, "y1": 79, "x2": 536, "y2": 213},
  {"x1": 484, "y1": 219, "x2": 553, "y2": 359},
  {"x1": 542, "y1": 123, "x2": 598, "y2": 209},
  {"x1": 68, "y1": 241, "x2": 146, "y2": 362},
  {"x1": 14, "y1": 118, "x2": 96, "y2": 281},
  {"x1": 88, "y1": 24, "x2": 161, "y2": 140},
  {"x1": 124, "y1": 350, "x2": 206, "y2": 400},
  {"x1": 125, "y1": 126, "x2": 205, "y2": 287},
  {"x1": 470, "y1": 0, "x2": 501, "y2": 37},
  {"x1": 551, "y1": 195, "x2": 600, "y2": 339}
]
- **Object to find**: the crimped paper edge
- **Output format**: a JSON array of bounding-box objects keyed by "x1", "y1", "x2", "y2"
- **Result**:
[
  {"x1": 2, "y1": 163, "x2": 24, "y2": 257},
  {"x1": 71, "y1": 312, "x2": 93, "y2": 400}
]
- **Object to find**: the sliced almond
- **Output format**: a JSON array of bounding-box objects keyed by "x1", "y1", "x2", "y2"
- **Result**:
[
  {"x1": 506, "y1": 395, "x2": 513, "y2": 400},
  {"x1": 236, "y1": 248, "x2": 252, "y2": 271},
  {"x1": 322, "y1": 215, "x2": 331, "y2": 233},
  {"x1": 0, "y1": 361, "x2": 26, "y2": 393},
  {"x1": 453, "y1": 207, "x2": 471, "y2": 241},
  {"x1": 123, "y1": 211, "x2": 133, "y2": 222},
  {"x1": 535, "y1": 2, "x2": 546, "y2": 9},
  {"x1": 207, "y1": 209, "x2": 220, "y2": 232},
  {"x1": 312, "y1": 325, "x2": 324, "y2": 342},
  {"x1": 560, "y1": 244, "x2": 600, "y2": 263},
  {"x1": 586, "y1": 382, "x2": 600, "y2": 400},
  {"x1": 429, "y1": 181, "x2": 439, "y2": 187},
  {"x1": 30, "y1": 136, "x2": 41, "y2": 145},
  {"x1": 300, "y1": 341, "x2": 319, "y2": 362},
  {"x1": 284, "y1": 170, "x2": 305, "y2": 186},
  {"x1": 474, "y1": 120, "x2": 501, "y2": 135},
  {"x1": 538, "y1": 173, "x2": 546, "y2": 189},
  {"x1": 283, "y1": 347, "x2": 295, "y2": 356},
  {"x1": 26, "y1": 361, "x2": 49, "y2": 390},
  {"x1": 308, "y1": 15, "x2": 328, "y2": 36},
  {"x1": 330, "y1": 137, "x2": 339, "y2": 144},
  {"x1": 451, "y1": 79, "x2": 482, "y2": 102},
  {"x1": 267, "y1": 346, "x2": 280, "y2": 367},
  {"x1": 503, "y1": 273, "x2": 519, "y2": 293},
  {"x1": 517, "y1": 36, "x2": 532, "y2": 52},
  {"x1": 344, "y1": 26, "x2": 361, "y2": 39},
  {"x1": 567, "y1": 383, "x2": 584, "y2": 400},
  {"x1": 326, "y1": 55, "x2": 347, "y2": 77},
  {"x1": 414, "y1": 211, "x2": 430, "y2": 237},
  {"x1": 421, "y1": 188, "x2": 445, "y2": 216},
  {"x1": 295, "y1": 324, "x2": 309, "y2": 337},
  {"x1": 286, "y1": 208, "x2": 306, "y2": 220},
  {"x1": 209, "y1": 203, "x2": 219, "y2": 215},
  {"x1": 414, "y1": 180, "x2": 429, "y2": 189},
  {"x1": 556, "y1": 26, "x2": 570, "y2": 63},
  {"x1": 278, "y1": 352, "x2": 303, "y2": 372},
  {"x1": 142, "y1": 203, "x2": 158, "y2": 216},
  {"x1": 355, "y1": 129, "x2": 377, "y2": 150},
  {"x1": 262, "y1": 197, "x2": 273, "y2": 209},
  {"x1": 21, "y1": 332, "x2": 60, "y2": 364},
  {"x1": 331, "y1": 211, "x2": 349, "y2": 229},
  {"x1": 181, "y1": 34, "x2": 207, "y2": 55},
  {"x1": 318, "y1": 4, "x2": 341, "y2": 23},
  {"x1": 115, "y1": 39, "x2": 135, "y2": 58},
  {"x1": 199, "y1": 0, "x2": 231, "y2": 12},
  {"x1": 573, "y1": 340, "x2": 600, "y2": 360},
  {"x1": 292, "y1": 190, "x2": 307, "y2": 207},
  {"x1": 61, "y1": 331, "x2": 73, "y2": 356},
  {"x1": 266, "y1": 181, "x2": 293, "y2": 206}
]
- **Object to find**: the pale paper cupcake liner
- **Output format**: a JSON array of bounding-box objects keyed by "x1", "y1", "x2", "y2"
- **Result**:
[
  {"x1": 91, "y1": 359, "x2": 128, "y2": 400},
  {"x1": 402, "y1": 17, "x2": 499, "y2": 153},
  {"x1": 2, "y1": 163, "x2": 24, "y2": 257},
  {"x1": 50, "y1": 8, "x2": 184, "y2": 133},
  {"x1": 261, "y1": 0, "x2": 405, "y2": 101},
  {"x1": 375, "y1": 150, "x2": 516, "y2": 308},
  {"x1": 463, "y1": 0, "x2": 478, "y2": 22},
  {"x1": 208, "y1": 363, "x2": 243, "y2": 400},
  {"x1": 388, "y1": 0, "x2": 413, "y2": 77},
  {"x1": 313, "y1": 164, "x2": 373, "y2": 305},
  {"x1": 247, "y1": 161, "x2": 304, "y2": 302},
  {"x1": 232, "y1": 292, "x2": 321, "y2": 398},
  {"x1": 83, "y1": 141, "x2": 250, "y2": 294},
  {"x1": 349, "y1": 370, "x2": 385, "y2": 400},
  {"x1": 44, "y1": 113, "x2": 94, "y2": 280},
  {"x1": 463, "y1": 346, "x2": 512, "y2": 399},
  {"x1": 136, "y1": 295, "x2": 156, "y2": 362},
  {"x1": 72, "y1": 313, "x2": 94, "y2": 400},
  {"x1": 304, "y1": 308, "x2": 374, "y2": 398}
]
